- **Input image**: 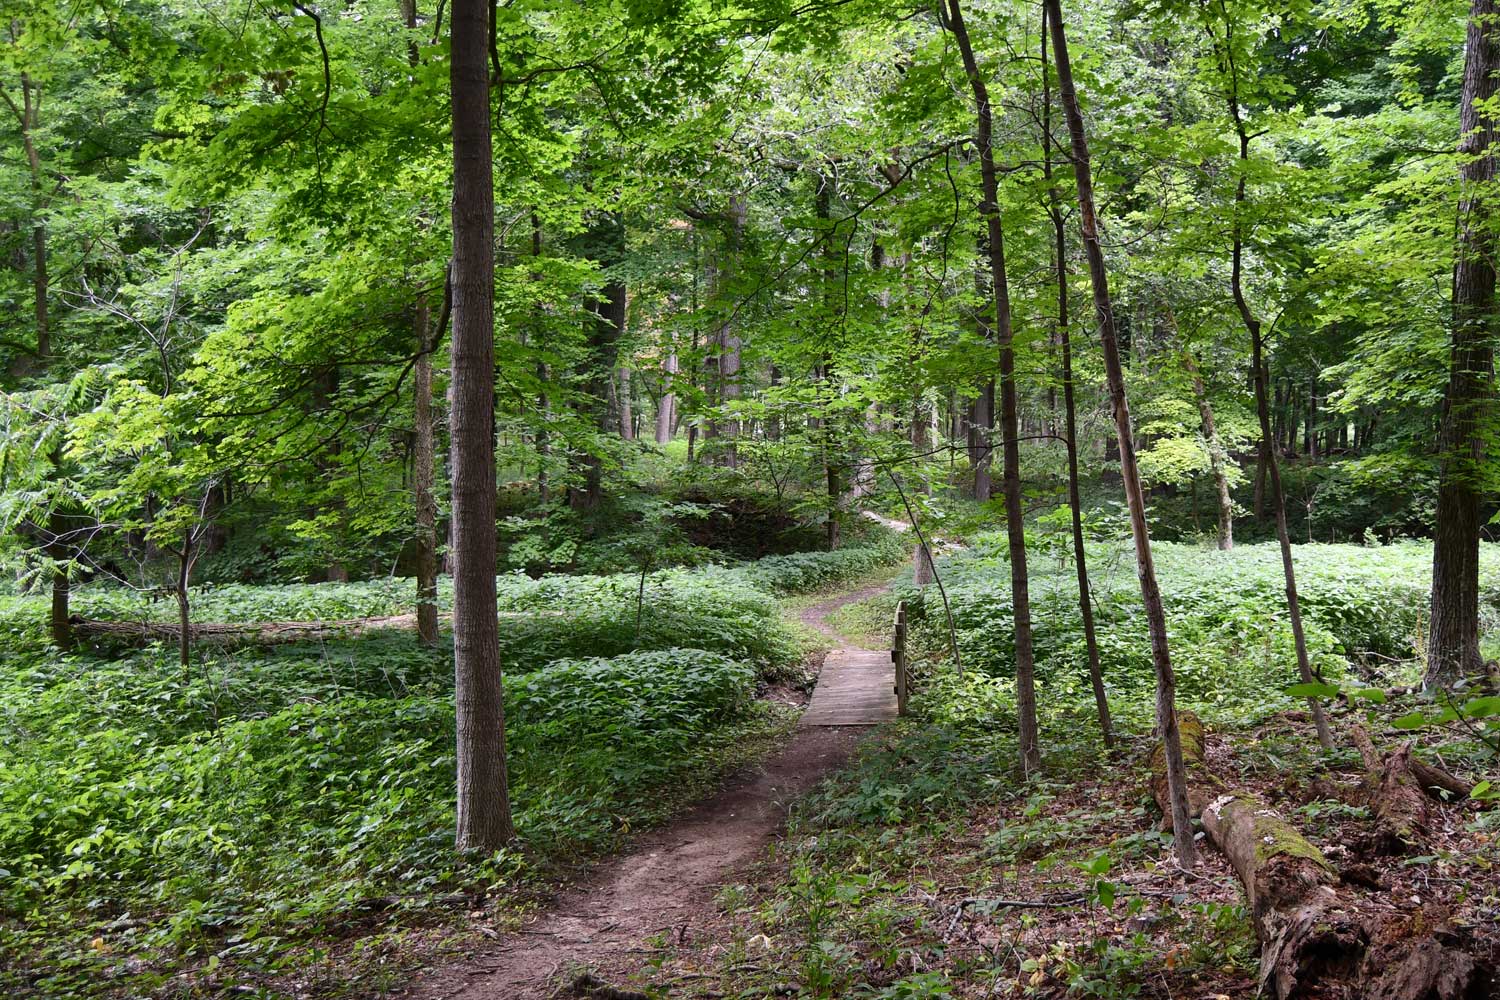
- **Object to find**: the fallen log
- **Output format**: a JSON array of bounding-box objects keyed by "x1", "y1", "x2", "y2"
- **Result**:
[
  {"x1": 72, "y1": 610, "x2": 563, "y2": 646},
  {"x1": 1151, "y1": 712, "x2": 1489, "y2": 999}
]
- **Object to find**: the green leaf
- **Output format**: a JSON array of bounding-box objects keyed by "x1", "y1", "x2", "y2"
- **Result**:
[
  {"x1": 1350, "y1": 688, "x2": 1387, "y2": 704},
  {"x1": 1390, "y1": 711, "x2": 1429, "y2": 730},
  {"x1": 1469, "y1": 780, "x2": 1494, "y2": 801},
  {"x1": 1461, "y1": 697, "x2": 1500, "y2": 719},
  {"x1": 1286, "y1": 682, "x2": 1339, "y2": 699}
]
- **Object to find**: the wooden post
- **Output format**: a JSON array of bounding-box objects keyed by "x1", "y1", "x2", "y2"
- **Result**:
[{"x1": 892, "y1": 601, "x2": 909, "y2": 716}]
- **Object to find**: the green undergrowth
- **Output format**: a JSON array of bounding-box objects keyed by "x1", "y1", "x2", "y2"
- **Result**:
[
  {"x1": 0, "y1": 528, "x2": 904, "y2": 998},
  {"x1": 899, "y1": 538, "x2": 1500, "y2": 734}
]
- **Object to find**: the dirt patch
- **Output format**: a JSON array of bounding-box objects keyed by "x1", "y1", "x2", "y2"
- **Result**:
[{"x1": 402, "y1": 726, "x2": 865, "y2": 999}]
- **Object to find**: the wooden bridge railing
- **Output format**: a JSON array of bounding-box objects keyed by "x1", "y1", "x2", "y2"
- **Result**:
[{"x1": 892, "y1": 600, "x2": 912, "y2": 716}]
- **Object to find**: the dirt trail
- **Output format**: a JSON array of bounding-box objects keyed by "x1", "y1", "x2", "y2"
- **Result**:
[{"x1": 404, "y1": 584, "x2": 893, "y2": 1000}]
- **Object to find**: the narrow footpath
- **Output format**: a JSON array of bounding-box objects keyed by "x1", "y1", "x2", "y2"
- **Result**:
[{"x1": 405, "y1": 583, "x2": 899, "y2": 1000}]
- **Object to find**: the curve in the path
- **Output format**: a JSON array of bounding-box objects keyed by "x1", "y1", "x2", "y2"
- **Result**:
[{"x1": 405, "y1": 585, "x2": 895, "y2": 1000}]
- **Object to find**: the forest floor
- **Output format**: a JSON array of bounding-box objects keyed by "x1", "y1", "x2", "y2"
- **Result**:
[{"x1": 400, "y1": 579, "x2": 898, "y2": 1000}]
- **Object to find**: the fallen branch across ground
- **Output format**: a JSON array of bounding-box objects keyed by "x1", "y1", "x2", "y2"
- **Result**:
[
  {"x1": 72, "y1": 610, "x2": 564, "y2": 645},
  {"x1": 1151, "y1": 712, "x2": 1489, "y2": 1000}
]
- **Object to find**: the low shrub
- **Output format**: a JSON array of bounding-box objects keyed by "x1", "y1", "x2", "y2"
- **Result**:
[{"x1": 0, "y1": 647, "x2": 761, "y2": 997}]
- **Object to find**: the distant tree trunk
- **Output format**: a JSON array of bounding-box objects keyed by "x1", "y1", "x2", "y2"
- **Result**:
[
  {"x1": 971, "y1": 258, "x2": 996, "y2": 502},
  {"x1": 617, "y1": 368, "x2": 634, "y2": 440},
  {"x1": 714, "y1": 198, "x2": 747, "y2": 468},
  {"x1": 1429, "y1": 0, "x2": 1500, "y2": 689},
  {"x1": 948, "y1": 0, "x2": 1039, "y2": 773},
  {"x1": 1042, "y1": 4, "x2": 1111, "y2": 747},
  {"x1": 413, "y1": 293, "x2": 440, "y2": 647},
  {"x1": 571, "y1": 215, "x2": 626, "y2": 511},
  {"x1": 656, "y1": 344, "x2": 677, "y2": 445},
  {"x1": 1183, "y1": 349, "x2": 1234, "y2": 550},
  {"x1": 9, "y1": 74, "x2": 49, "y2": 361},
  {"x1": 450, "y1": 0, "x2": 514, "y2": 850},
  {"x1": 1047, "y1": 0, "x2": 1190, "y2": 863},
  {"x1": 814, "y1": 178, "x2": 842, "y2": 549},
  {"x1": 531, "y1": 214, "x2": 551, "y2": 506},
  {"x1": 1211, "y1": 11, "x2": 1333, "y2": 749},
  {"x1": 47, "y1": 508, "x2": 72, "y2": 650},
  {"x1": 1306, "y1": 373, "x2": 1319, "y2": 459}
]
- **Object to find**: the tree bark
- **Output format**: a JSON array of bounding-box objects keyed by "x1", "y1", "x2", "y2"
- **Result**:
[
  {"x1": 1042, "y1": 5, "x2": 1111, "y2": 747},
  {"x1": 947, "y1": 0, "x2": 1040, "y2": 773},
  {"x1": 1046, "y1": 0, "x2": 1189, "y2": 861},
  {"x1": 1429, "y1": 0, "x2": 1500, "y2": 689},
  {"x1": 450, "y1": 0, "x2": 514, "y2": 850}
]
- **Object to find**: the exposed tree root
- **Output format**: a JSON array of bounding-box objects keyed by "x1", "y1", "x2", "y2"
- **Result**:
[{"x1": 1152, "y1": 713, "x2": 1491, "y2": 999}]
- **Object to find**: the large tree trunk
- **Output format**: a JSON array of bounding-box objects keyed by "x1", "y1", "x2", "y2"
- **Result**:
[
  {"x1": 1046, "y1": 0, "x2": 1189, "y2": 862},
  {"x1": 1153, "y1": 716, "x2": 1489, "y2": 1000},
  {"x1": 450, "y1": 0, "x2": 514, "y2": 850},
  {"x1": 1430, "y1": 0, "x2": 1500, "y2": 689},
  {"x1": 947, "y1": 0, "x2": 1039, "y2": 773},
  {"x1": 1042, "y1": 8, "x2": 1111, "y2": 748}
]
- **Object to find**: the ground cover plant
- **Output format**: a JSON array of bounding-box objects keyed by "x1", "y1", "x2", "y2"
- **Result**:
[
  {"x1": 567, "y1": 539, "x2": 1500, "y2": 999},
  {"x1": 0, "y1": 528, "x2": 905, "y2": 998}
]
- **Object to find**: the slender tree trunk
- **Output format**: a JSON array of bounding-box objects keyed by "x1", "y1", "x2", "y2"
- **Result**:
[
  {"x1": 656, "y1": 344, "x2": 677, "y2": 445},
  {"x1": 450, "y1": 0, "x2": 513, "y2": 849},
  {"x1": 1209, "y1": 14, "x2": 1333, "y2": 749},
  {"x1": 721, "y1": 198, "x2": 746, "y2": 467},
  {"x1": 1182, "y1": 348, "x2": 1234, "y2": 550},
  {"x1": 617, "y1": 367, "x2": 634, "y2": 440},
  {"x1": 1042, "y1": 5, "x2": 1111, "y2": 747},
  {"x1": 1047, "y1": 0, "x2": 1190, "y2": 863},
  {"x1": 1429, "y1": 0, "x2": 1500, "y2": 688},
  {"x1": 174, "y1": 541, "x2": 193, "y2": 671},
  {"x1": 414, "y1": 294, "x2": 440, "y2": 646},
  {"x1": 531, "y1": 215, "x2": 552, "y2": 506},
  {"x1": 971, "y1": 258, "x2": 996, "y2": 502},
  {"x1": 12, "y1": 76, "x2": 49, "y2": 361},
  {"x1": 948, "y1": 0, "x2": 1039, "y2": 772},
  {"x1": 48, "y1": 507, "x2": 71, "y2": 650},
  {"x1": 403, "y1": 0, "x2": 439, "y2": 649}
]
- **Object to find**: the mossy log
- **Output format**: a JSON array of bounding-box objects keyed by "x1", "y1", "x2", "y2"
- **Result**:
[
  {"x1": 72, "y1": 610, "x2": 561, "y2": 646},
  {"x1": 1152, "y1": 713, "x2": 1489, "y2": 999}
]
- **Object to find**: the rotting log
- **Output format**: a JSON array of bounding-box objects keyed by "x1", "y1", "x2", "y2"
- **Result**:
[
  {"x1": 1151, "y1": 713, "x2": 1489, "y2": 999},
  {"x1": 72, "y1": 610, "x2": 563, "y2": 646},
  {"x1": 1352, "y1": 726, "x2": 1432, "y2": 853}
]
